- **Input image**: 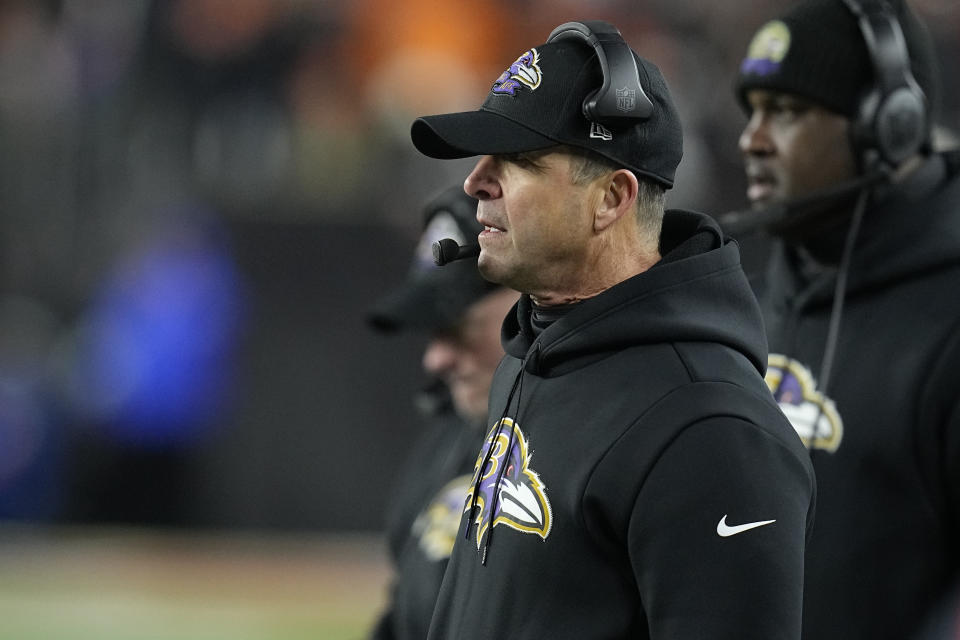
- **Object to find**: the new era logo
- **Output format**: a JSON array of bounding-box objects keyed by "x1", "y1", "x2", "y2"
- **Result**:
[{"x1": 589, "y1": 122, "x2": 613, "y2": 141}]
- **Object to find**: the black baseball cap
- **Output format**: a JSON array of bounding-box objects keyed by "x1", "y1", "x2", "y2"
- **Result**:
[
  {"x1": 367, "y1": 186, "x2": 500, "y2": 333},
  {"x1": 411, "y1": 25, "x2": 683, "y2": 189}
]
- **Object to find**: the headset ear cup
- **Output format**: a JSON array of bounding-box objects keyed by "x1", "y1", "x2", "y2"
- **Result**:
[
  {"x1": 855, "y1": 84, "x2": 926, "y2": 168},
  {"x1": 844, "y1": 0, "x2": 928, "y2": 169},
  {"x1": 547, "y1": 20, "x2": 653, "y2": 124},
  {"x1": 874, "y1": 86, "x2": 926, "y2": 165}
]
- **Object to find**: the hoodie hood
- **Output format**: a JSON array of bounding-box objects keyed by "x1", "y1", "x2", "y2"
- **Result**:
[
  {"x1": 841, "y1": 151, "x2": 960, "y2": 293},
  {"x1": 770, "y1": 150, "x2": 960, "y2": 308},
  {"x1": 501, "y1": 210, "x2": 769, "y2": 377}
]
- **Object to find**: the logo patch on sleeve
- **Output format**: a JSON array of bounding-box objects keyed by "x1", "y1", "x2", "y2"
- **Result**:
[
  {"x1": 465, "y1": 418, "x2": 552, "y2": 550},
  {"x1": 766, "y1": 354, "x2": 843, "y2": 452}
]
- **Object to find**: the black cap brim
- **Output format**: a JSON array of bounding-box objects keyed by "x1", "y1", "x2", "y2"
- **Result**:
[
  {"x1": 412, "y1": 110, "x2": 558, "y2": 159},
  {"x1": 367, "y1": 262, "x2": 498, "y2": 334},
  {"x1": 367, "y1": 277, "x2": 445, "y2": 333}
]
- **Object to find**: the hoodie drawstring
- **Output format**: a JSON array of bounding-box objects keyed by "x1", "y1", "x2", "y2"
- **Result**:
[
  {"x1": 481, "y1": 367, "x2": 525, "y2": 565},
  {"x1": 808, "y1": 186, "x2": 869, "y2": 448},
  {"x1": 466, "y1": 348, "x2": 533, "y2": 565}
]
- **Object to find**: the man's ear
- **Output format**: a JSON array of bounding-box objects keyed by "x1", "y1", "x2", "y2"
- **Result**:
[{"x1": 594, "y1": 169, "x2": 639, "y2": 232}]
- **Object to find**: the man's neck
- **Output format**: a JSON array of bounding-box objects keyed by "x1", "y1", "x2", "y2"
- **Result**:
[{"x1": 529, "y1": 244, "x2": 660, "y2": 306}]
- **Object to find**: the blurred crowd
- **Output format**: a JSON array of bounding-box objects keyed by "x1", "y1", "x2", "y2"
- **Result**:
[{"x1": 0, "y1": 0, "x2": 957, "y2": 530}]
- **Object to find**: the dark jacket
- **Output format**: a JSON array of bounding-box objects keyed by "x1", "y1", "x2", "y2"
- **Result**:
[
  {"x1": 426, "y1": 210, "x2": 816, "y2": 640},
  {"x1": 756, "y1": 151, "x2": 960, "y2": 640},
  {"x1": 371, "y1": 390, "x2": 483, "y2": 640}
]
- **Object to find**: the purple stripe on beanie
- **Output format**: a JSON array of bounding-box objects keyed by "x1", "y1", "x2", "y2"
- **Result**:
[{"x1": 740, "y1": 58, "x2": 783, "y2": 76}]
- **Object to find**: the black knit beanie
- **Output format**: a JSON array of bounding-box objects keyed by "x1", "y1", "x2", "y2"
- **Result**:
[{"x1": 735, "y1": 0, "x2": 940, "y2": 128}]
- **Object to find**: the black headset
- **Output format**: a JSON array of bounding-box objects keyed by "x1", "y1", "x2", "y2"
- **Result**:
[
  {"x1": 842, "y1": 0, "x2": 927, "y2": 168},
  {"x1": 433, "y1": 20, "x2": 652, "y2": 267},
  {"x1": 546, "y1": 20, "x2": 653, "y2": 124}
]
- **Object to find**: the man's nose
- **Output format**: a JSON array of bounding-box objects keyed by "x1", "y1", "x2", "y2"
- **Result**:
[
  {"x1": 464, "y1": 155, "x2": 502, "y2": 201},
  {"x1": 739, "y1": 111, "x2": 774, "y2": 156},
  {"x1": 423, "y1": 336, "x2": 459, "y2": 376}
]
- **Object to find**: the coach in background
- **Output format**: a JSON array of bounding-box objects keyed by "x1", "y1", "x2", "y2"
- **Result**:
[
  {"x1": 729, "y1": 0, "x2": 960, "y2": 637},
  {"x1": 366, "y1": 187, "x2": 517, "y2": 640},
  {"x1": 410, "y1": 19, "x2": 815, "y2": 639}
]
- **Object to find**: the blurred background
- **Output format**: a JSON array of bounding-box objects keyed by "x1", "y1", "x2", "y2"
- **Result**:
[{"x1": 0, "y1": 0, "x2": 956, "y2": 638}]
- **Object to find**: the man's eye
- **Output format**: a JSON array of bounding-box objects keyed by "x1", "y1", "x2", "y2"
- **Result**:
[
  {"x1": 502, "y1": 152, "x2": 539, "y2": 169},
  {"x1": 772, "y1": 101, "x2": 809, "y2": 119}
]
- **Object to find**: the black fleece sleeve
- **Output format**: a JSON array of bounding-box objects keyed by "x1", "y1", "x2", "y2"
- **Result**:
[{"x1": 629, "y1": 417, "x2": 814, "y2": 640}]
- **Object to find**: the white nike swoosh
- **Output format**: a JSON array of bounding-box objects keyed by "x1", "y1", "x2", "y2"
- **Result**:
[{"x1": 716, "y1": 514, "x2": 776, "y2": 537}]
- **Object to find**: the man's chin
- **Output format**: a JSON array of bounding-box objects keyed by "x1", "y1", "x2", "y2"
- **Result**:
[
  {"x1": 747, "y1": 183, "x2": 779, "y2": 205},
  {"x1": 451, "y1": 389, "x2": 487, "y2": 424},
  {"x1": 477, "y1": 255, "x2": 510, "y2": 289},
  {"x1": 749, "y1": 197, "x2": 776, "y2": 211}
]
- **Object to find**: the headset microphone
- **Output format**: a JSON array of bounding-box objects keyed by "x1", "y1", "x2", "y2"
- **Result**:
[
  {"x1": 718, "y1": 168, "x2": 890, "y2": 238},
  {"x1": 432, "y1": 238, "x2": 481, "y2": 266}
]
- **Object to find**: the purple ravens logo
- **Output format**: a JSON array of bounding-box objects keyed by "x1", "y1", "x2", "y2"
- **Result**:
[
  {"x1": 465, "y1": 418, "x2": 552, "y2": 550},
  {"x1": 740, "y1": 20, "x2": 791, "y2": 76},
  {"x1": 413, "y1": 474, "x2": 473, "y2": 561},
  {"x1": 766, "y1": 354, "x2": 844, "y2": 452},
  {"x1": 492, "y1": 48, "x2": 543, "y2": 96}
]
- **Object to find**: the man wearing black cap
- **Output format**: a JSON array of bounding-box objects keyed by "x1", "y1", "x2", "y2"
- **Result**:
[
  {"x1": 367, "y1": 186, "x2": 518, "y2": 640},
  {"x1": 731, "y1": 1, "x2": 960, "y2": 638},
  {"x1": 410, "y1": 20, "x2": 815, "y2": 639}
]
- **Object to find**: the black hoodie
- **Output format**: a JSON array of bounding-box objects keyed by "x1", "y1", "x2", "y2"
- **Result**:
[
  {"x1": 756, "y1": 151, "x2": 960, "y2": 640},
  {"x1": 426, "y1": 210, "x2": 816, "y2": 640},
  {"x1": 370, "y1": 391, "x2": 483, "y2": 640}
]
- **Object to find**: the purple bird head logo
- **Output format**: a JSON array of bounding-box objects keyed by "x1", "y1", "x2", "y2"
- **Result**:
[
  {"x1": 492, "y1": 48, "x2": 543, "y2": 96},
  {"x1": 465, "y1": 418, "x2": 552, "y2": 550}
]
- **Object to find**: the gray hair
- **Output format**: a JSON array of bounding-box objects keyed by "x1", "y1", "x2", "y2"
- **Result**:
[{"x1": 564, "y1": 145, "x2": 666, "y2": 241}]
